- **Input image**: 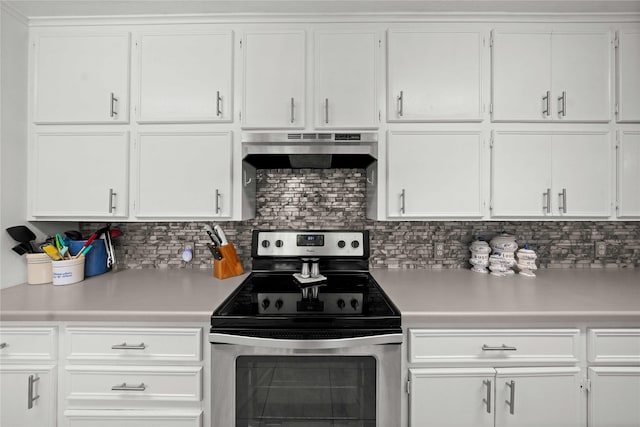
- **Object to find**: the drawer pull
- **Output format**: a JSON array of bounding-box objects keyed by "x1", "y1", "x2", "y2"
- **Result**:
[
  {"x1": 482, "y1": 344, "x2": 517, "y2": 351},
  {"x1": 111, "y1": 382, "x2": 146, "y2": 392},
  {"x1": 482, "y1": 379, "x2": 492, "y2": 414},
  {"x1": 111, "y1": 342, "x2": 146, "y2": 350},
  {"x1": 505, "y1": 380, "x2": 516, "y2": 415},
  {"x1": 28, "y1": 375, "x2": 40, "y2": 409},
  {"x1": 0, "y1": 342, "x2": 7, "y2": 349}
]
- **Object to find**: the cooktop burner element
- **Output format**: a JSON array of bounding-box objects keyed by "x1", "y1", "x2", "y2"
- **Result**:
[{"x1": 211, "y1": 230, "x2": 401, "y2": 340}]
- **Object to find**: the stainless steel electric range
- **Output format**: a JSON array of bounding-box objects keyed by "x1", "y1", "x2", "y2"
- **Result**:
[{"x1": 209, "y1": 230, "x2": 402, "y2": 427}]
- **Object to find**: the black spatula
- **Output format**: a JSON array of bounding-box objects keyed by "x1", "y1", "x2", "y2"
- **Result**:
[{"x1": 6, "y1": 225, "x2": 37, "y2": 252}]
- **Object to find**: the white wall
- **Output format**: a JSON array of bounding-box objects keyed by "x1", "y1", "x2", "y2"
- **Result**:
[{"x1": 0, "y1": 4, "x2": 29, "y2": 288}]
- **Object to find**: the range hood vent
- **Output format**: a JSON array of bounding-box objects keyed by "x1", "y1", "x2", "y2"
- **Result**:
[{"x1": 242, "y1": 132, "x2": 378, "y2": 169}]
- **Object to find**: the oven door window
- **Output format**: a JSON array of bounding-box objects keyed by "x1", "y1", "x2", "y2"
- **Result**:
[{"x1": 236, "y1": 356, "x2": 376, "y2": 427}]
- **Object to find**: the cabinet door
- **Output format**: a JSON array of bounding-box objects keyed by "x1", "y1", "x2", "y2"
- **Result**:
[
  {"x1": 242, "y1": 31, "x2": 305, "y2": 128},
  {"x1": 588, "y1": 367, "x2": 640, "y2": 427},
  {"x1": 552, "y1": 31, "x2": 611, "y2": 122},
  {"x1": 138, "y1": 31, "x2": 233, "y2": 122},
  {"x1": 495, "y1": 367, "x2": 583, "y2": 427},
  {"x1": 617, "y1": 30, "x2": 640, "y2": 122},
  {"x1": 388, "y1": 30, "x2": 483, "y2": 121},
  {"x1": 387, "y1": 131, "x2": 483, "y2": 218},
  {"x1": 409, "y1": 368, "x2": 494, "y2": 427},
  {"x1": 314, "y1": 31, "x2": 379, "y2": 128},
  {"x1": 34, "y1": 33, "x2": 130, "y2": 124},
  {"x1": 491, "y1": 32, "x2": 551, "y2": 121},
  {"x1": 32, "y1": 132, "x2": 129, "y2": 218},
  {"x1": 618, "y1": 131, "x2": 640, "y2": 218},
  {"x1": 552, "y1": 132, "x2": 611, "y2": 217},
  {"x1": 491, "y1": 132, "x2": 552, "y2": 217},
  {"x1": 0, "y1": 365, "x2": 56, "y2": 427},
  {"x1": 136, "y1": 132, "x2": 231, "y2": 218}
]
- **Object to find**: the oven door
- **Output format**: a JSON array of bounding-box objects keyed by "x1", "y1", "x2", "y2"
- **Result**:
[{"x1": 210, "y1": 333, "x2": 402, "y2": 427}]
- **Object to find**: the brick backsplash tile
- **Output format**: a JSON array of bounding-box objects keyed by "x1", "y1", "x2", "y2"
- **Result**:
[{"x1": 80, "y1": 169, "x2": 640, "y2": 271}]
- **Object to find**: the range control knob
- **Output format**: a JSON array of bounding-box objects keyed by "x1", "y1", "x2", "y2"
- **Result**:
[
  {"x1": 337, "y1": 299, "x2": 346, "y2": 310},
  {"x1": 275, "y1": 240, "x2": 284, "y2": 248},
  {"x1": 261, "y1": 240, "x2": 270, "y2": 248},
  {"x1": 261, "y1": 298, "x2": 270, "y2": 310},
  {"x1": 350, "y1": 299, "x2": 359, "y2": 310},
  {"x1": 275, "y1": 299, "x2": 284, "y2": 310},
  {"x1": 337, "y1": 240, "x2": 346, "y2": 248},
  {"x1": 351, "y1": 240, "x2": 360, "y2": 249}
]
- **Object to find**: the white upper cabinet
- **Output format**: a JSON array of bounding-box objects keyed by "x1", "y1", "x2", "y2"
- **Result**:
[
  {"x1": 387, "y1": 30, "x2": 483, "y2": 121},
  {"x1": 33, "y1": 32, "x2": 130, "y2": 124},
  {"x1": 135, "y1": 132, "x2": 232, "y2": 218},
  {"x1": 137, "y1": 31, "x2": 233, "y2": 123},
  {"x1": 241, "y1": 30, "x2": 306, "y2": 129},
  {"x1": 387, "y1": 131, "x2": 483, "y2": 219},
  {"x1": 552, "y1": 32, "x2": 611, "y2": 121},
  {"x1": 314, "y1": 30, "x2": 379, "y2": 129},
  {"x1": 491, "y1": 30, "x2": 611, "y2": 122},
  {"x1": 31, "y1": 132, "x2": 129, "y2": 218},
  {"x1": 491, "y1": 131, "x2": 611, "y2": 218},
  {"x1": 617, "y1": 131, "x2": 640, "y2": 218},
  {"x1": 616, "y1": 30, "x2": 640, "y2": 122}
]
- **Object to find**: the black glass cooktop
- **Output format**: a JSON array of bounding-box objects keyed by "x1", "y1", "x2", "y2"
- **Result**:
[{"x1": 211, "y1": 272, "x2": 401, "y2": 338}]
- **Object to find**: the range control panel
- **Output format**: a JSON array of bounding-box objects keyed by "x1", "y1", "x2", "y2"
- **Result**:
[
  {"x1": 255, "y1": 231, "x2": 366, "y2": 257},
  {"x1": 258, "y1": 293, "x2": 364, "y2": 314}
]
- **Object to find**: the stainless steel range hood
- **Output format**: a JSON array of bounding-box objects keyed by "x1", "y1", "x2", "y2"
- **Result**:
[{"x1": 242, "y1": 132, "x2": 378, "y2": 169}]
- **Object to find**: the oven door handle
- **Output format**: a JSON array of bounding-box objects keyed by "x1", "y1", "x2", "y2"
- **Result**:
[{"x1": 209, "y1": 333, "x2": 403, "y2": 349}]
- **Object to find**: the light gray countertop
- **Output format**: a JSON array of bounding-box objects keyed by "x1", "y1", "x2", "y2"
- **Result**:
[{"x1": 1, "y1": 268, "x2": 639, "y2": 324}]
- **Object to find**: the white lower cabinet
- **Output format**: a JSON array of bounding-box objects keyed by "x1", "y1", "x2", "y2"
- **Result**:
[
  {"x1": 65, "y1": 410, "x2": 202, "y2": 427},
  {"x1": 408, "y1": 329, "x2": 584, "y2": 427},
  {"x1": 409, "y1": 367, "x2": 582, "y2": 427},
  {"x1": 587, "y1": 329, "x2": 640, "y2": 427},
  {"x1": 61, "y1": 325, "x2": 205, "y2": 427},
  {"x1": 0, "y1": 326, "x2": 58, "y2": 427},
  {"x1": 0, "y1": 365, "x2": 57, "y2": 427}
]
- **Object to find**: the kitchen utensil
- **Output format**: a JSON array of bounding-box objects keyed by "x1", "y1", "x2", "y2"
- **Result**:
[
  {"x1": 74, "y1": 231, "x2": 99, "y2": 258},
  {"x1": 64, "y1": 230, "x2": 83, "y2": 240},
  {"x1": 207, "y1": 243, "x2": 224, "y2": 260},
  {"x1": 204, "y1": 225, "x2": 222, "y2": 246},
  {"x1": 104, "y1": 224, "x2": 115, "y2": 269},
  {"x1": 6, "y1": 225, "x2": 37, "y2": 252},
  {"x1": 41, "y1": 244, "x2": 62, "y2": 261},
  {"x1": 11, "y1": 243, "x2": 31, "y2": 256},
  {"x1": 213, "y1": 224, "x2": 228, "y2": 246}
]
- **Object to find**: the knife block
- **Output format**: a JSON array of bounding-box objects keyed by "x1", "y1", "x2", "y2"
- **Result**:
[{"x1": 213, "y1": 243, "x2": 244, "y2": 280}]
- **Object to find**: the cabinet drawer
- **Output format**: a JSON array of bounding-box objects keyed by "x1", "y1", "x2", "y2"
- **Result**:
[
  {"x1": 0, "y1": 327, "x2": 57, "y2": 361},
  {"x1": 409, "y1": 329, "x2": 580, "y2": 364},
  {"x1": 65, "y1": 327, "x2": 201, "y2": 362},
  {"x1": 588, "y1": 329, "x2": 640, "y2": 364},
  {"x1": 66, "y1": 365, "x2": 202, "y2": 403},
  {"x1": 65, "y1": 410, "x2": 202, "y2": 427}
]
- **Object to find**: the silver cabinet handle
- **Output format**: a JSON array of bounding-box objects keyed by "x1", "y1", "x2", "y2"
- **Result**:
[
  {"x1": 558, "y1": 91, "x2": 566, "y2": 117},
  {"x1": 111, "y1": 342, "x2": 146, "y2": 350},
  {"x1": 108, "y1": 188, "x2": 117, "y2": 214},
  {"x1": 542, "y1": 91, "x2": 550, "y2": 117},
  {"x1": 0, "y1": 342, "x2": 7, "y2": 349},
  {"x1": 400, "y1": 189, "x2": 406, "y2": 214},
  {"x1": 112, "y1": 382, "x2": 146, "y2": 392},
  {"x1": 542, "y1": 188, "x2": 551, "y2": 214},
  {"x1": 290, "y1": 97, "x2": 295, "y2": 124},
  {"x1": 505, "y1": 380, "x2": 516, "y2": 415},
  {"x1": 216, "y1": 91, "x2": 222, "y2": 117},
  {"x1": 398, "y1": 91, "x2": 404, "y2": 117},
  {"x1": 559, "y1": 188, "x2": 567, "y2": 213},
  {"x1": 215, "y1": 189, "x2": 221, "y2": 214},
  {"x1": 483, "y1": 379, "x2": 492, "y2": 414},
  {"x1": 110, "y1": 92, "x2": 118, "y2": 117},
  {"x1": 28, "y1": 375, "x2": 40, "y2": 409},
  {"x1": 324, "y1": 98, "x2": 329, "y2": 124},
  {"x1": 482, "y1": 344, "x2": 517, "y2": 351}
]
